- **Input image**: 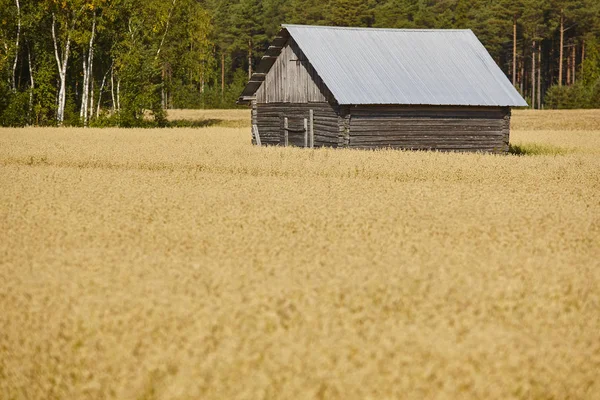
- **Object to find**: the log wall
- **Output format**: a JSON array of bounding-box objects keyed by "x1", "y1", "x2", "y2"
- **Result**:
[
  {"x1": 345, "y1": 106, "x2": 511, "y2": 153},
  {"x1": 255, "y1": 102, "x2": 339, "y2": 147}
]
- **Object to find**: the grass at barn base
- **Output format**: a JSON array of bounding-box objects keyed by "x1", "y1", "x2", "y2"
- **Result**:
[{"x1": 1, "y1": 110, "x2": 599, "y2": 399}]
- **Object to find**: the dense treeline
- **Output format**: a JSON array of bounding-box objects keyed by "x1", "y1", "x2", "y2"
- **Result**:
[{"x1": 0, "y1": 0, "x2": 599, "y2": 126}]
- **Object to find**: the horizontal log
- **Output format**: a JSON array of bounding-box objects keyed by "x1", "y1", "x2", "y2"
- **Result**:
[
  {"x1": 349, "y1": 143, "x2": 504, "y2": 150},
  {"x1": 313, "y1": 117, "x2": 339, "y2": 122},
  {"x1": 350, "y1": 128, "x2": 504, "y2": 135},
  {"x1": 314, "y1": 135, "x2": 338, "y2": 141},
  {"x1": 349, "y1": 141, "x2": 503, "y2": 147},
  {"x1": 258, "y1": 108, "x2": 335, "y2": 114},
  {"x1": 349, "y1": 139, "x2": 503, "y2": 145},
  {"x1": 351, "y1": 130, "x2": 503, "y2": 136},
  {"x1": 351, "y1": 131, "x2": 504, "y2": 137},
  {"x1": 313, "y1": 124, "x2": 339, "y2": 130},
  {"x1": 350, "y1": 123, "x2": 504, "y2": 129},
  {"x1": 349, "y1": 142, "x2": 504, "y2": 148},
  {"x1": 349, "y1": 105, "x2": 505, "y2": 112},
  {"x1": 257, "y1": 102, "x2": 332, "y2": 108},
  {"x1": 257, "y1": 113, "x2": 337, "y2": 119},
  {"x1": 350, "y1": 137, "x2": 504, "y2": 144},
  {"x1": 314, "y1": 132, "x2": 337, "y2": 138},
  {"x1": 350, "y1": 112, "x2": 506, "y2": 119},
  {"x1": 313, "y1": 120, "x2": 338, "y2": 124},
  {"x1": 350, "y1": 118, "x2": 504, "y2": 126},
  {"x1": 349, "y1": 105, "x2": 506, "y2": 113}
]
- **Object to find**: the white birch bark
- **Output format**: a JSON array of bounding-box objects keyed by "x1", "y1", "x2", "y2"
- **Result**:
[
  {"x1": 80, "y1": 53, "x2": 88, "y2": 120},
  {"x1": 28, "y1": 47, "x2": 34, "y2": 124},
  {"x1": 96, "y1": 68, "x2": 109, "y2": 118},
  {"x1": 156, "y1": 0, "x2": 177, "y2": 60},
  {"x1": 12, "y1": 0, "x2": 21, "y2": 92},
  {"x1": 89, "y1": 78, "x2": 94, "y2": 122},
  {"x1": 51, "y1": 14, "x2": 72, "y2": 126},
  {"x1": 110, "y1": 65, "x2": 116, "y2": 114},
  {"x1": 81, "y1": 12, "x2": 96, "y2": 126},
  {"x1": 86, "y1": 14, "x2": 95, "y2": 125}
]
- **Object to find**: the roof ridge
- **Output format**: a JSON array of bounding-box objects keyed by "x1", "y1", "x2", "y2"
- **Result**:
[{"x1": 282, "y1": 24, "x2": 472, "y2": 33}]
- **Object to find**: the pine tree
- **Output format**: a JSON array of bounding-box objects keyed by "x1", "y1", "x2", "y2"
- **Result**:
[{"x1": 327, "y1": 0, "x2": 375, "y2": 27}]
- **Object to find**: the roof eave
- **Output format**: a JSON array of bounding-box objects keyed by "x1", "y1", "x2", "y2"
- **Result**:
[{"x1": 237, "y1": 28, "x2": 291, "y2": 101}]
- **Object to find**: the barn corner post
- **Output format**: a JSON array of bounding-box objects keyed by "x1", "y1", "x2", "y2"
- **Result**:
[
  {"x1": 251, "y1": 98, "x2": 261, "y2": 146},
  {"x1": 309, "y1": 109, "x2": 314, "y2": 148},
  {"x1": 502, "y1": 107, "x2": 511, "y2": 153},
  {"x1": 303, "y1": 118, "x2": 308, "y2": 148},
  {"x1": 283, "y1": 117, "x2": 289, "y2": 146}
]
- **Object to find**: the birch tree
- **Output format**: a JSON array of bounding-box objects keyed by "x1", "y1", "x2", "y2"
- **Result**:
[
  {"x1": 80, "y1": 10, "x2": 96, "y2": 126},
  {"x1": 11, "y1": 0, "x2": 20, "y2": 92},
  {"x1": 47, "y1": 1, "x2": 88, "y2": 125}
]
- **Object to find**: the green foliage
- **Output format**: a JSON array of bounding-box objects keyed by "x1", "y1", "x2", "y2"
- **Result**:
[
  {"x1": 0, "y1": 90, "x2": 29, "y2": 127},
  {"x1": 544, "y1": 80, "x2": 600, "y2": 109},
  {"x1": 328, "y1": 0, "x2": 374, "y2": 27},
  {"x1": 31, "y1": 54, "x2": 58, "y2": 126}
]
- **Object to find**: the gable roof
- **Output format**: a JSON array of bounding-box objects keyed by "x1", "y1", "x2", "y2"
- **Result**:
[{"x1": 240, "y1": 25, "x2": 527, "y2": 107}]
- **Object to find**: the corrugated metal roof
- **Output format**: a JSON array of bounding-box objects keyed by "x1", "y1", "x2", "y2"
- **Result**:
[{"x1": 243, "y1": 25, "x2": 527, "y2": 107}]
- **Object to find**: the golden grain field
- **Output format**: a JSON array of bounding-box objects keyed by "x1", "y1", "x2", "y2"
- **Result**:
[{"x1": 1, "y1": 110, "x2": 599, "y2": 400}]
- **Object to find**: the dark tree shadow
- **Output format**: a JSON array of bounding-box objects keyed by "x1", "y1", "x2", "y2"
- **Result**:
[{"x1": 509, "y1": 143, "x2": 573, "y2": 156}]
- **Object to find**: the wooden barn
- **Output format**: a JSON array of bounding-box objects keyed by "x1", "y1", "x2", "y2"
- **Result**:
[{"x1": 238, "y1": 25, "x2": 527, "y2": 152}]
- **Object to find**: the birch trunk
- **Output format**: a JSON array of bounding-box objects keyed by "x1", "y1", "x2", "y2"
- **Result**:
[
  {"x1": 51, "y1": 14, "x2": 71, "y2": 126},
  {"x1": 89, "y1": 79, "x2": 94, "y2": 121},
  {"x1": 96, "y1": 70, "x2": 108, "y2": 118},
  {"x1": 81, "y1": 53, "x2": 88, "y2": 120},
  {"x1": 116, "y1": 79, "x2": 121, "y2": 112},
  {"x1": 200, "y1": 63, "x2": 204, "y2": 94},
  {"x1": 28, "y1": 47, "x2": 34, "y2": 124},
  {"x1": 156, "y1": 0, "x2": 177, "y2": 60},
  {"x1": 111, "y1": 65, "x2": 116, "y2": 114},
  {"x1": 12, "y1": 0, "x2": 21, "y2": 92},
  {"x1": 81, "y1": 13, "x2": 96, "y2": 126}
]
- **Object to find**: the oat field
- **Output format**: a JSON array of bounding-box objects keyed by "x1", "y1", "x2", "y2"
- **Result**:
[{"x1": 1, "y1": 110, "x2": 599, "y2": 399}]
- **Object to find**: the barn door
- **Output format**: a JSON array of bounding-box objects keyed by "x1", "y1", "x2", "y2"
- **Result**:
[{"x1": 281, "y1": 110, "x2": 314, "y2": 148}]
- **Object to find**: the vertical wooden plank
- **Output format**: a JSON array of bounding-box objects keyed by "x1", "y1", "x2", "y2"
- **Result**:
[
  {"x1": 253, "y1": 124, "x2": 262, "y2": 146},
  {"x1": 284, "y1": 117, "x2": 289, "y2": 147},
  {"x1": 303, "y1": 118, "x2": 308, "y2": 148},
  {"x1": 309, "y1": 109, "x2": 314, "y2": 148}
]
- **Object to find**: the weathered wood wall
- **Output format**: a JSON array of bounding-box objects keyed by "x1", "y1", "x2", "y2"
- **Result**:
[
  {"x1": 344, "y1": 106, "x2": 511, "y2": 153},
  {"x1": 256, "y1": 39, "x2": 332, "y2": 104},
  {"x1": 255, "y1": 102, "x2": 339, "y2": 147}
]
